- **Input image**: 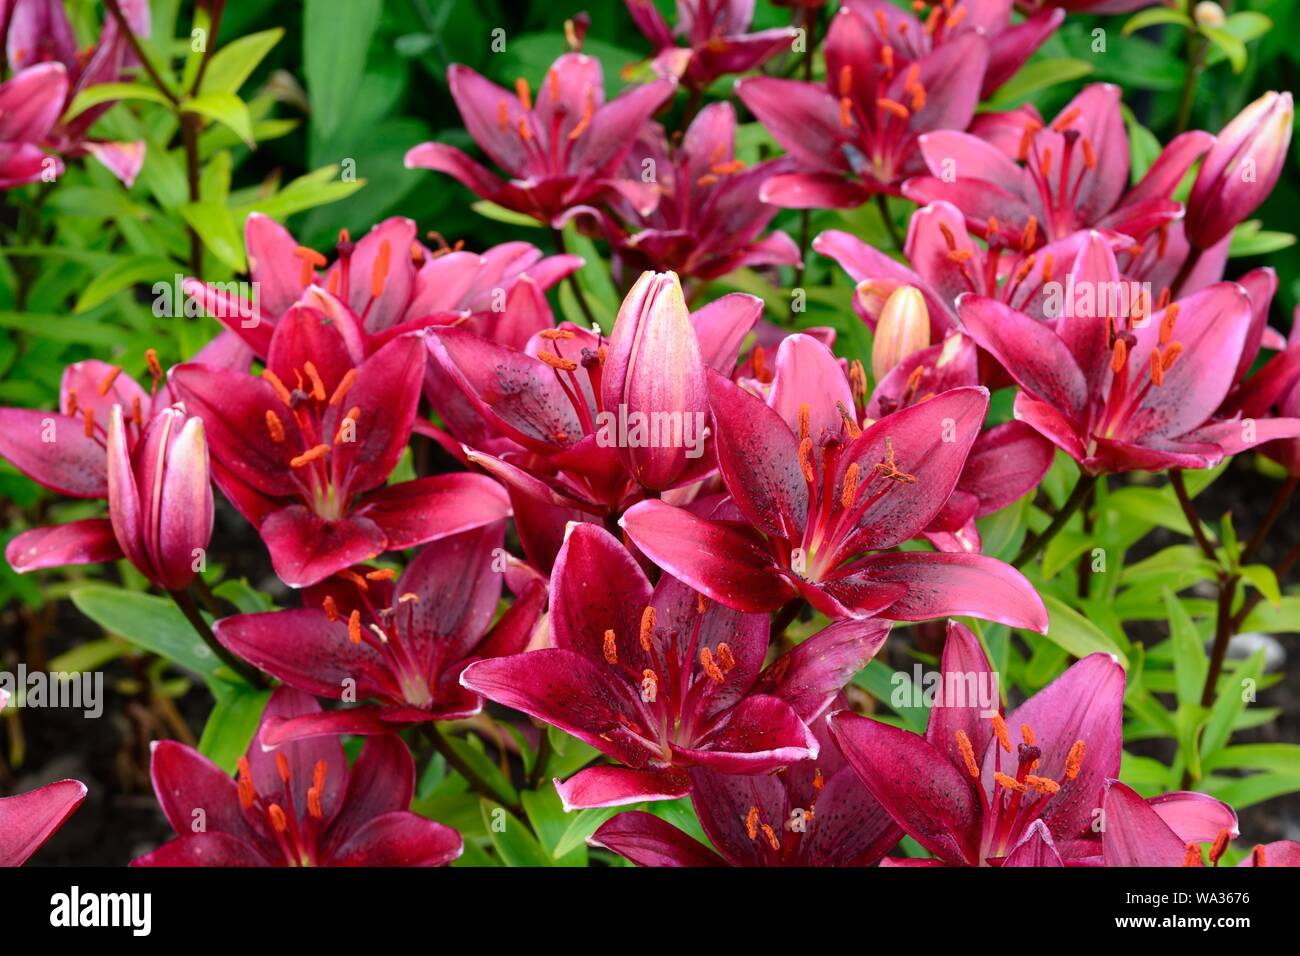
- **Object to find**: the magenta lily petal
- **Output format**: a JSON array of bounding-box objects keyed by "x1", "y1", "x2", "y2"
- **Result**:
[
  {"x1": 1001, "y1": 820, "x2": 1065, "y2": 867},
  {"x1": 589, "y1": 810, "x2": 725, "y2": 867},
  {"x1": 1101, "y1": 779, "x2": 1189, "y2": 866},
  {"x1": 555, "y1": 766, "x2": 691, "y2": 811},
  {"x1": 5, "y1": 517, "x2": 122, "y2": 573},
  {"x1": 0, "y1": 778, "x2": 86, "y2": 867}
]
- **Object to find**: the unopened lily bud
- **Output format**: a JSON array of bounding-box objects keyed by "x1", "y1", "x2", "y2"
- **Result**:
[
  {"x1": 1186, "y1": 91, "x2": 1293, "y2": 250},
  {"x1": 872, "y1": 286, "x2": 930, "y2": 382},
  {"x1": 600, "y1": 271, "x2": 708, "y2": 491},
  {"x1": 1193, "y1": 2, "x2": 1225, "y2": 27},
  {"x1": 853, "y1": 278, "x2": 904, "y2": 326},
  {"x1": 106, "y1": 405, "x2": 214, "y2": 592}
]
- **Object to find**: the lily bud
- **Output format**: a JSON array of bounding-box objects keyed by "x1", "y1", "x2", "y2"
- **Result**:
[
  {"x1": 872, "y1": 286, "x2": 930, "y2": 383},
  {"x1": 852, "y1": 278, "x2": 905, "y2": 326},
  {"x1": 600, "y1": 271, "x2": 708, "y2": 491},
  {"x1": 1193, "y1": 2, "x2": 1225, "y2": 27},
  {"x1": 1186, "y1": 91, "x2": 1293, "y2": 250},
  {"x1": 106, "y1": 404, "x2": 214, "y2": 592}
]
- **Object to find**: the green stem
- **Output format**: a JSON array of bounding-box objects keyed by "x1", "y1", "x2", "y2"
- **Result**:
[
  {"x1": 167, "y1": 588, "x2": 265, "y2": 687},
  {"x1": 1241, "y1": 476, "x2": 1298, "y2": 564},
  {"x1": 1173, "y1": 28, "x2": 1207, "y2": 137},
  {"x1": 1013, "y1": 474, "x2": 1098, "y2": 568},
  {"x1": 527, "y1": 728, "x2": 553, "y2": 791},
  {"x1": 876, "y1": 193, "x2": 903, "y2": 251},
  {"x1": 423, "y1": 723, "x2": 524, "y2": 816}
]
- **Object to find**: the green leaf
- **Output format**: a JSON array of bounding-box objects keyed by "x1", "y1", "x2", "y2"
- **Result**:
[
  {"x1": 1201, "y1": 26, "x2": 1248, "y2": 73},
  {"x1": 180, "y1": 200, "x2": 246, "y2": 272},
  {"x1": 47, "y1": 638, "x2": 128, "y2": 675},
  {"x1": 1240, "y1": 596, "x2": 1300, "y2": 633},
  {"x1": 521, "y1": 787, "x2": 588, "y2": 865},
  {"x1": 1239, "y1": 564, "x2": 1281, "y2": 606},
  {"x1": 1105, "y1": 486, "x2": 1195, "y2": 537},
  {"x1": 303, "y1": 0, "x2": 382, "y2": 139},
  {"x1": 69, "y1": 585, "x2": 226, "y2": 681},
  {"x1": 470, "y1": 200, "x2": 545, "y2": 229},
  {"x1": 198, "y1": 684, "x2": 271, "y2": 773},
  {"x1": 185, "y1": 92, "x2": 255, "y2": 145},
  {"x1": 1164, "y1": 589, "x2": 1207, "y2": 709},
  {"x1": 1200, "y1": 651, "x2": 1265, "y2": 759},
  {"x1": 65, "y1": 82, "x2": 173, "y2": 121},
  {"x1": 985, "y1": 58, "x2": 1094, "y2": 108},
  {"x1": 552, "y1": 806, "x2": 623, "y2": 858},
  {"x1": 234, "y1": 166, "x2": 366, "y2": 221},
  {"x1": 1122, "y1": 8, "x2": 1193, "y2": 34},
  {"x1": 74, "y1": 256, "x2": 179, "y2": 314},
  {"x1": 1204, "y1": 743, "x2": 1300, "y2": 774},
  {"x1": 1229, "y1": 219, "x2": 1296, "y2": 256},
  {"x1": 201, "y1": 28, "x2": 285, "y2": 95},
  {"x1": 1039, "y1": 593, "x2": 1129, "y2": 667},
  {"x1": 480, "y1": 800, "x2": 552, "y2": 867},
  {"x1": 444, "y1": 734, "x2": 519, "y2": 807}
]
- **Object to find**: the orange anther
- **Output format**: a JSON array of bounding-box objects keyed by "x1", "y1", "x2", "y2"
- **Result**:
[
  {"x1": 1025, "y1": 775, "x2": 1060, "y2": 795},
  {"x1": 322, "y1": 595, "x2": 340, "y2": 622},
  {"x1": 991, "y1": 713, "x2": 1012, "y2": 753},
  {"x1": 329, "y1": 368, "x2": 357, "y2": 406},
  {"x1": 515, "y1": 77, "x2": 532, "y2": 111},
  {"x1": 1110, "y1": 338, "x2": 1128, "y2": 374},
  {"x1": 841, "y1": 462, "x2": 860, "y2": 509},
  {"x1": 268, "y1": 803, "x2": 288, "y2": 833},
  {"x1": 639, "y1": 606, "x2": 656, "y2": 653},
  {"x1": 370, "y1": 241, "x2": 392, "y2": 300},
  {"x1": 955, "y1": 729, "x2": 980, "y2": 778},
  {"x1": 994, "y1": 772, "x2": 1027, "y2": 794},
  {"x1": 700, "y1": 646, "x2": 725, "y2": 684},
  {"x1": 275, "y1": 751, "x2": 291, "y2": 783},
  {"x1": 303, "y1": 361, "x2": 326, "y2": 402},
  {"x1": 265, "y1": 409, "x2": 286, "y2": 443},
  {"x1": 537, "y1": 350, "x2": 578, "y2": 372},
  {"x1": 1021, "y1": 723, "x2": 1035, "y2": 746},
  {"x1": 745, "y1": 806, "x2": 760, "y2": 840},
  {"x1": 798, "y1": 436, "x2": 815, "y2": 484},
  {"x1": 1064, "y1": 740, "x2": 1085, "y2": 780},
  {"x1": 262, "y1": 368, "x2": 294, "y2": 406},
  {"x1": 290, "y1": 444, "x2": 330, "y2": 468},
  {"x1": 603, "y1": 629, "x2": 618, "y2": 664},
  {"x1": 877, "y1": 97, "x2": 910, "y2": 120},
  {"x1": 83, "y1": 407, "x2": 95, "y2": 439},
  {"x1": 96, "y1": 365, "x2": 122, "y2": 396},
  {"x1": 715, "y1": 642, "x2": 735, "y2": 673},
  {"x1": 348, "y1": 609, "x2": 362, "y2": 645}
]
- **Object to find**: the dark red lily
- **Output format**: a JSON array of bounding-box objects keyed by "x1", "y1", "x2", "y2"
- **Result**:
[
  {"x1": 0, "y1": 689, "x2": 86, "y2": 866},
  {"x1": 4, "y1": 0, "x2": 151, "y2": 186},
  {"x1": 903, "y1": 84, "x2": 1213, "y2": 249},
  {"x1": 405, "y1": 53, "x2": 676, "y2": 227},
  {"x1": 625, "y1": 0, "x2": 796, "y2": 91},
  {"x1": 1098, "y1": 780, "x2": 1247, "y2": 867},
  {"x1": 212, "y1": 523, "x2": 545, "y2": 745},
  {"x1": 427, "y1": 272, "x2": 761, "y2": 514},
  {"x1": 460, "y1": 523, "x2": 891, "y2": 809},
  {"x1": 959, "y1": 231, "x2": 1300, "y2": 474},
  {"x1": 187, "y1": 214, "x2": 581, "y2": 359},
  {"x1": 830, "y1": 621, "x2": 1237, "y2": 866},
  {"x1": 620, "y1": 334, "x2": 1047, "y2": 625},
  {"x1": 568, "y1": 101, "x2": 800, "y2": 281},
  {"x1": 867, "y1": 332, "x2": 1054, "y2": 552},
  {"x1": 590, "y1": 711, "x2": 902, "y2": 866},
  {"x1": 131, "y1": 687, "x2": 462, "y2": 866},
  {"x1": 736, "y1": 2, "x2": 992, "y2": 205},
  {"x1": 2, "y1": 360, "x2": 165, "y2": 573},
  {"x1": 170, "y1": 305, "x2": 510, "y2": 587}
]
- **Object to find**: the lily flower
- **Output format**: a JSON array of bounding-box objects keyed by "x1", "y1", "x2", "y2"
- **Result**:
[
  {"x1": 829, "y1": 621, "x2": 1237, "y2": 866},
  {"x1": 625, "y1": 0, "x2": 797, "y2": 91},
  {"x1": 5, "y1": 0, "x2": 151, "y2": 186},
  {"x1": 568, "y1": 101, "x2": 800, "y2": 282},
  {"x1": 132, "y1": 687, "x2": 462, "y2": 866},
  {"x1": 212, "y1": 523, "x2": 546, "y2": 745},
  {"x1": 170, "y1": 305, "x2": 510, "y2": 587},
  {"x1": 0, "y1": 62, "x2": 66, "y2": 188},
  {"x1": 1185, "y1": 91, "x2": 1293, "y2": 252},
  {"x1": 903, "y1": 84, "x2": 1213, "y2": 248},
  {"x1": 619, "y1": 334, "x2": 1046, "y2": 625},
  {"x1": 186, "y1": 214, "x2": 581, "y2": 359},
  {"x1": 959, "y1": 231, "x2": 1300, "y2": 474},
  {"x1": 460, "y1": 523, "x2": 892, "y2": 809},
  {"x1": 1100, "y1": 780, "x2": 1242, "y2": 867},
  {"x1": 2, "y1": 359, "x2": 166, "y2": 573},
  {"x1": 867, "y1": 333, "x2": 1055, "y2": 553},
  {"x1": 404, "y1": 52, "x2": 676, "y2": 228},
  {"x1": 816, "y1": 202, "x2": 1131, "y2": 337},
  {"x1": 736, "y1": 3, "x2": 991, "y2": 205},
  {"x1": 0, "y1": 689, "x2": 86, "y2": 866},
  {"x1": 1237, "y1": 841, "x2": 1300, "y2": 867},
  {"x1": 105, "y1": 403, "x2": 212, "y2": 592},
  {"x1": 590, "y1": 711, "x2": 902, "y2": 866},
  {"x1": 426, "y1": 275, "x2": 761, "y2": 514}
]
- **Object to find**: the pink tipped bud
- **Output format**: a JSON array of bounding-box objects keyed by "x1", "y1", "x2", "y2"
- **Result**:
[
  {"x1": 871, "y1": 286, "x2": 930, "y2": 383},
  {"x1": 1186, "y1": 91, "x2": 1293, "y2": 250}
]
